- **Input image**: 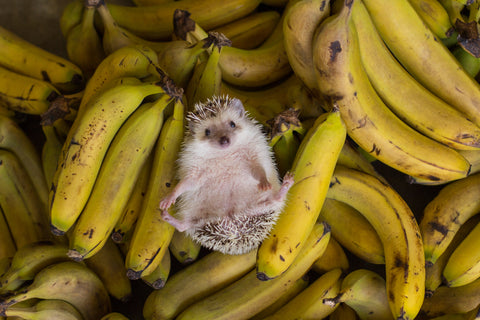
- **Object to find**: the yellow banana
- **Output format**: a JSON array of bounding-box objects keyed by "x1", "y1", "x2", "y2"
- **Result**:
[
  {"x1": 0, "y1": 26, "x2": 83, "y2": 93},
  {"x1": 0, "y1": 65, "x2": 60, "y2": 115},
  {"x1": 141, "y1": 248, "x2": 171, "y2": 289},
  {"x1": 0, "y1": 150, "x2": 51, "y2": 249},
  {"x1": 353, "y1": 0, "x2": 480, "y2": 151},
  {"x1": 264, "y1": 268, "x2": 342, "y2": 320},
  {"x1": 175, "y1": 222, "x2": 331, "y2": 320},
  {"x1": 283, "y1": 0, "x2": 331, "y2": 97},
  {"x1": 425, "y1": 215, "x2": 480, "y2": 296},
  {"x1": 312, "y1": 237, "x2": 350, "y2": 273},
  {"x1": 67, "y1": 95, "x2": 169, "y2": 260},
  {"x1": 323, "y1": 268, "x2": 393, "y2": 320},
  {"x1": 59, "y1": 0, "x2": 84, "y2": 37},
  {"x1": 256, "y1": 109, "x2": 346, "y2": 280},
  {"x1": 421, "y1": 276, "x2": 480, "y2": 317},
  {"x1": 319, "y1": 198, "x2": 385, "y2": 265},
  {"x1": 4, "y1": 299, "x2": 84, "y2": 320},
  {"x1": 443, "y1": 218, "x2": 480, "y2": 287},
  {"x1": 249, "y1": 275, "x2": 309, "y2": 320},
  {"x1": 41, "y1": 122, "x2": 65, "y2": 190},
  {"x1": 143, "y1": 250, "x2": 257, "y2": 320},
  {"x1": 0, "y1": 115, "x2": 49, "y2": 208},
  {"x1": 409, "y1": 0, "x2": 455, "y2": 38},
  {"x1": 186, "y1": 33, "x2": 230, "y2": 108},
  {"x1": 329, "y1": 303, "x2": 360, "y2": 320},
  {"x1": 96, "y1": 1, "x2": 170, "y2": 56},
  {"x1": 0, "y1": 241, "x2": 70, "y2": 295},
  {"x1": 0, "y1": 261, "x2": 111, "y2": 320},
  {"x1": 107, "y1": 0, "x2": 261, "y2": 40},
  {"x1": 326, "y1": 166, "x2": 425, "y2": 320},
  {"x1": 420, "y1": 172, "x2": 480, "y2": 265},
  {"x1": 438, "y1": 0, "x2": 466, "y2": 25},
  {"x1": 156, "y1": 39, "x2": 208, "y2": 89},
  {"x1": 460, "y1": 149, "x2": 480, "y2": 174},
  {"x1": 362, "y1": 0, "x2": 480, "y2": 128},
  {"x1": 169, "y1": 230, "x2": 202, "y2": 265},
  {"x1": 182, "y1": 11, "x2": 292, "y2": 88},
  {"x1": 132, "y1": 0, "x2": 174, "y2": 5},
  {"x1": 101, "y1": 312, "x2": 130, "y2": 320},
  {"x1": 111, "y1": 152, "x2": 152, "y2": 244},
  {"x1": 77, "y1": 44, "x2": 159, "y2": 116},
  {"x1": 0, "y1": 207, "x2": 15, "y2": 260},
  {"x1": 313, "y1": 1, "x2": 470, "y2": 184},
  {"x1": 213, "y1": 11, "x2": 280, "y2": 49},
  {"x1": 65, "y1": 2, "x2": 105, "y2": 79},
  {"x1": 337, "y1": 140, "x2": 388, "y2": 184},
  {"x1": 49, "y1": 81, "x2": 166, "y2": 236},
  {"x1": 84, "y1": 239, "x2": 132, "y2": 302},
  {"x1": 125, "y1": 97, "x2": 184, "y2": 279}
]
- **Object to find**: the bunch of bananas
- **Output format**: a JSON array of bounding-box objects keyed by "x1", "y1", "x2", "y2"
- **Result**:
[{"x1": 3, "y1": 0, "x2": 480, "y2": 318}]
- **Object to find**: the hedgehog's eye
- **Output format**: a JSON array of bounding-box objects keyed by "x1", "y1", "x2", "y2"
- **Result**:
[
  {"x1": 230, "y1": 121, "x2": 236, "y2": 128},
  {"x1": 205, "y1": 128, "x2": 211, "y2": 137}
]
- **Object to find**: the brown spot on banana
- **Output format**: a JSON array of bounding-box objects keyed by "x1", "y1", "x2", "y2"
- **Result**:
[{"x1": 329, "y1": 41, "x2": 342, "y2": 62}]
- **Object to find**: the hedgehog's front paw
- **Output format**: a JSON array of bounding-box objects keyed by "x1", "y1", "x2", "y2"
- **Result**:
[{"x1": 159, "y1": 194, "x2": 176, "y2": 211}]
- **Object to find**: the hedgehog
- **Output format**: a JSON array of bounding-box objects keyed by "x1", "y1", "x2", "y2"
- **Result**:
[{"x1": 159, "y1": 95, "x2": 294, "y2": 255}]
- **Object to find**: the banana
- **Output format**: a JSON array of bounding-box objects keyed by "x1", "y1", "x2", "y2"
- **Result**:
[
  {"x1": 84, "y1": 239, "x2": 132, "y2": 302},
  {"x1": 77, "y1": 44, "x2": 159, "y2": 116},
  {"x1": 213, "y1": 11, "x2": 280, "y2": 49},
  {"x1": 352, "y1": 0, "x2": 480, "y2": 151},
  {"x1": 67, "y1": 95, "x2": 169, "y2": 260},
  {"x1": 425, "y1": 215, "x2": 480, "y2": 296},
  {"x1": 181, "y1": 11, "x2": 292, "y2": 88},
  {"x1": 409, "y1": 0, "x2": 455, "y2": 38},
  {"x1": 313, "y1": 1, "x2": 470, "y2": 184},
  {"x1": 143, "y1": 250, "x2": 257, "y2": 320},
  {"x1": 107, "y1": 0, "x2": 261, "y2": 40},
  {"x1": 185, "y1": 32, "x2": 230, "y2": 108},
  {"x1": 169, "y1": 230, "x2": 202, "y2": 265},
  {"x1": 101, "y1": 312, "x2": 130, "y2": 320},
  {"x1": 283, "y1": 0, "x2": 331, "y2": 97},
  {"x1": 323, "y1": 268, "x2": 393, "y2": 320},
  {"x1": 0, "y1": 115, "x2": 49, "y2": 209},
  {"x1": 141, "y1": 248, "x2": 171, "y2": 289},
  {"x1": 0, "y1": 261, "x2": 111, "y2": 320},
  {"x1": 326, "y1": 166, "x2": 425, "y2": 320},
  {"x1": 438, "y1": 0, "x2": 466, "y2": 25},
  {"x1": 421, "y1": 276, "x2": 480, "y2": 317},
  {"x1": 420, "y1": 172, "x2": 480, "y2": 265},
  {"x1": 0, "y1": 26, "x2": 84, "y2": 93},
  {"x1": 96, "y1": 1, "x2": 170, "y2": 56},
  {"x1": 59, "y1": 0, "x2": 84, "y2": 37},
  {"x1": 256, "y1": 109, "x2": 346, "y2": 280},
  {"x1": 132, "y1": 0, "x2": 174, "y2": 5},
  {"x1": 0, "y1": 150, "x2": 51, "y2": 248},
  {"x1": 0, "y1": 241, "x2": 70, "y2": 295},
  {"x1": 460, "y1": 149, "x2": 480, "y2": 174},
  {"x1": 264, "y1": 268, "x2": 342, "y2": 320},
  {"x1": 268, "y1": 108, "x2": 305, "y2": 177},
  {"x1": 329, "y1": 303, "x2": 360, "y2": 320},
  {"x1": 249, "y1": 275, "x2": 309, "y2": 320},
  {"x1": 443, "y1": 217, "x2": 480, "y2": 287},
  {"x1": 0, "y1": 207, "x2": 15, "y2": 260},
  {"x1": 262, "y1": 0, "x2": 289, "y2": 7},
  {"x1": 111, "y1": 153, "x2": 152, "y2": 244},
  {"x1": 362, "y1": 0, "x2": 480, "y2": 128},
  {"x1": 3, "y1": 299, "x2": 84, "y2": 320},
  {"x1": 156, "y1": 39, "x2": 208, "y2": 89},
  {"x1": 65, "y1": 1, "x2": 105, "y2": 79},
  {"x1": 125, "y1": 96, "x2": 184, "y2": 279},
  {"x1": 453, "y1": 45, "x2": 480, "y2": 78},
  {"x1": 175, "y1": 222, "x2": 330, "y2": 320},
  {"x1": 49, "y1": 80, "x2": 166, "y2": 236},
  {"x1": 312, "y1": 237, "x2": 350, "y2": 273},
  {"x1": 0, "y1": 65, "x2": 60, "y2": 115},
  {"x1": 337, "y1": 140, "x2": 388, "y2": 184},
  {"x1": 41, "y1": 122, "x2": 65, "y2": 190},
  {"x1": 319, "y1": 198, "x2": 385, "y2": 265}
]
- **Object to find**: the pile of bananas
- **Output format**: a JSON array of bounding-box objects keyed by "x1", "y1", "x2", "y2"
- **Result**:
[{"x1": 2, "y1": 0, "x2": 480, "y2": 318}]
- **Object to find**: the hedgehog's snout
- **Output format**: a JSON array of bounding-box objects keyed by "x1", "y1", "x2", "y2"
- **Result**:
[{"x1": 219, "y1": 136, "x2": 230, "y2": 147}]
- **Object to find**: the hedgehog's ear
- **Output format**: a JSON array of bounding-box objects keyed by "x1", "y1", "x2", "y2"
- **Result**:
[{"x1": 230, "y1": 98, "x2": 245, "y2": 117}]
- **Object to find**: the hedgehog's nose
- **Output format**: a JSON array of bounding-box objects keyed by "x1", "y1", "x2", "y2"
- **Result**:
[{"x1": 219, "y1": 136, "x2": 230, "y2": 147}]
